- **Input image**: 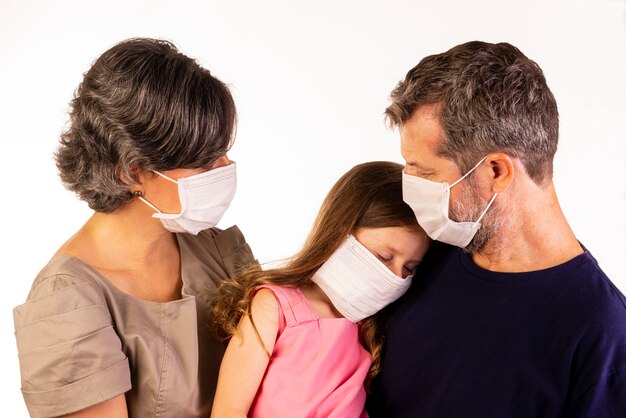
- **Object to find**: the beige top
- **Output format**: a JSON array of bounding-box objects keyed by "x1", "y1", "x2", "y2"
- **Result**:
[{"x1": 13, "y1": 226, "x2": 256, "y2": 418}]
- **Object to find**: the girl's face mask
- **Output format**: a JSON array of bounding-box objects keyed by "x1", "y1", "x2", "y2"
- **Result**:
[{"x1": 311, "y1": 234, "x2": 413, "y2": 322}]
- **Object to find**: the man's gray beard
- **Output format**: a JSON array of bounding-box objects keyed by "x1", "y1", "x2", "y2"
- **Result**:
[{"x1": 449, "y1": 175, "x2": 504, "y2": 254}]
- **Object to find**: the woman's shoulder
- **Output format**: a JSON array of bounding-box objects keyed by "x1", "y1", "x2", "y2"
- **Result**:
[
  {"x1": 14, "y1": 256, "x2": 112, "y2": 335},
  {"x1": 178, "y1": 225, "x2": 248, "y2": 253},
  {"x1": 178, "y1": 225, "x2": 258, "y2": 279},
  {"x1": 13, "y1": 255, "x2": 130, "y2": 418},
  {"x1": 24, "y1": 256, "x2": 105, "y2": 302}
]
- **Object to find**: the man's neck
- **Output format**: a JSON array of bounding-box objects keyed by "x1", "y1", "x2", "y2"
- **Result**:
[{"x1": 471, "y1": 181, "x2": 584, "y2": 273}]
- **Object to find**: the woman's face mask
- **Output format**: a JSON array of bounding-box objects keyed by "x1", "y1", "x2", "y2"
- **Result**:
[{"x1": 137, "y1": 163, "x2": 237, "y2": 235}]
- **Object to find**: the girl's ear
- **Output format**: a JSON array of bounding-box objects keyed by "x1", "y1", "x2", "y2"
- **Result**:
[{"x1": 484, "y1": 153, "x2": 514, "y2": 193}]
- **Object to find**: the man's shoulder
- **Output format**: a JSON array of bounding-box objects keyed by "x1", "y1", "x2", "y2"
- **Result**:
[
  {"x1": 540, "y1": 250, "x2": 626, "y2": 348},
  {"x1": 563, "y1": 254, "x2": 626, "y2": 410},
  {"x1": 564, "y1": 251, "x2": 626, "y2": 315}
]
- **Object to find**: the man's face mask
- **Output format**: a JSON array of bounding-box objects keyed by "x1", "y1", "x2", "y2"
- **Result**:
[{"x1": 402, "y1": 157, "x2": 497, "y2": 248}]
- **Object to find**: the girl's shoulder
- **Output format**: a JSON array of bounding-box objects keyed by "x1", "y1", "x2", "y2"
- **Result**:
[
  {"x1": 255, "y1": 283, "x2": 300, "y2": 298},
  {"x1": 254, "y1": 284, "x2": 301, "y2": 310},
  {"x1": 254, "y1": 284, "x2": 317, "y2": 326}
]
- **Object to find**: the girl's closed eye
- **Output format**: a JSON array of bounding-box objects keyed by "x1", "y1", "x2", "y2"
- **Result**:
[{"x1": 403, "y1": 263, "x2": 418, "y2": 275}]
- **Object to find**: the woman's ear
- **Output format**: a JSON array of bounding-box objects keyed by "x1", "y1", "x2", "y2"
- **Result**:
[
  {"x1": 117, "y1": 165, "x2": 145, "y2": 193},
  {"x1": 484, "y1": 153, "x2": 514, "y2": 193}
]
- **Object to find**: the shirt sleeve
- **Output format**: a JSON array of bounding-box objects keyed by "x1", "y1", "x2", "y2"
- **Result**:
[
  {"x1": 13, "y1": 273, "x2": 131, "y2": 418},
  {"x1": 565, "y1": 293, "x2": 626, "y2": 418},
  {"x1": 566, "y1": 370, "x2": 626, "y2": 417}
]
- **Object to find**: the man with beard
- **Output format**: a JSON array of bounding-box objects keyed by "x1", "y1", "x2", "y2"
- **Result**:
[{"x1": 366, "y1": 41, "x2": 626, "y2": 417}]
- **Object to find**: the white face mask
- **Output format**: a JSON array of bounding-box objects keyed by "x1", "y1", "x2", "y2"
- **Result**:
[
  {"x1": 137, "y1": 162, "x2": 237, "y2": 235},
  {"x1": 311, "y1": 234, "x2": 413, "y2": 322},
  {"x1": 402, "y1": 157, "x2": 497, "y2": 248}
]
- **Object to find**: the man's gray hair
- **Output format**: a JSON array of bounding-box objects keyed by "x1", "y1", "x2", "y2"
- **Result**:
[{"x1": 386, "y1": 41, "x2": 559, "y2": 184}]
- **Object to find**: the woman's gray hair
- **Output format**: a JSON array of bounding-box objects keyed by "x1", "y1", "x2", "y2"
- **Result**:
[
  {"x1": 55, "y1": 38, "x2": 237, "y2": 212},
  {"x1": 385, "y1": 41, "x2": 559, "y2": 185}
]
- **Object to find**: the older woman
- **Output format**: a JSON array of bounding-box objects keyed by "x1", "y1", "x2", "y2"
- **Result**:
[{"x1": 13, "y1": 38, "x2": 256, "y2": 417}]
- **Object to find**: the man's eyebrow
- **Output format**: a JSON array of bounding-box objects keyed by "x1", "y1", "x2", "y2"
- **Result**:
[{"x1": 406, "y1": 161, "x2": 435, "y2": 172}]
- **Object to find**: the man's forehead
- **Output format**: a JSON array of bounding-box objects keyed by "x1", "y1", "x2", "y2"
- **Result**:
[
  {"x1": 400, "y1": 107, "x2": 444, "y2": 162},
  {"x1": 400, "y1": 131, "x2": 440, "y2": 155}
]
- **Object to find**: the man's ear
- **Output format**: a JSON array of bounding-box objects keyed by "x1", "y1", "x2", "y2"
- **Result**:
[{"x1": 483, "y1": 153, "x2": 514, "y2": 193}]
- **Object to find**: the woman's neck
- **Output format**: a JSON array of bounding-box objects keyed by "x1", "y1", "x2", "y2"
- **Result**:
[{"x1": 54, "y1": 201, "x2": 183, "y2": 302}]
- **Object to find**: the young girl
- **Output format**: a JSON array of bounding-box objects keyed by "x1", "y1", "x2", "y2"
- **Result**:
[{"x1": 209, "y1": 161, "x2": 430, "y2": 417}]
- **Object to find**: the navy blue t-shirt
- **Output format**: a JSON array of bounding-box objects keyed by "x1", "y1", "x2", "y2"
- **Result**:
[{"x1": 367, "y1": 244, "x2": 626, "y2": 417}]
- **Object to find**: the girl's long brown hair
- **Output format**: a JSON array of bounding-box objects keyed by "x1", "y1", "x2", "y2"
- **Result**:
[{"x1": 209, "y1": 161, "x2": 424, "y2": 387}]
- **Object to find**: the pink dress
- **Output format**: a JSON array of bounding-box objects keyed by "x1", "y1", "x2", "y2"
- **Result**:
[{"x1": 249, "y1": 284, "x2": 371, "y2": 418}]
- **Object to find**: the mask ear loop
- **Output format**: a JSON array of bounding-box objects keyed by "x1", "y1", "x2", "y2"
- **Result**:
[
  {"x1": 134, "y1": 191, "x2": 163, "y2": 214},
  {"x1": 154, "y1": 171, "x2": 179, "y2": 184},
  {"x1": 443, "y1": 156, "x2": 497, "y2": 225},
  {"x1": 475, "y1": 193, "x2": 498, "y2": 225},
  {"x1": 446, "y1": 156, "x2": 489, "y2": 190}
]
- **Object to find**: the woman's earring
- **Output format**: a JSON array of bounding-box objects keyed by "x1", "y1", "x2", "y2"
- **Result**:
[{"x1": 133, "y1": 191, "x2": 143, "y2": 198}]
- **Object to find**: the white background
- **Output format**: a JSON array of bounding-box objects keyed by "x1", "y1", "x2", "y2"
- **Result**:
[{"x1": 1, "y1": 0, "x2": 624, "y2": 414}]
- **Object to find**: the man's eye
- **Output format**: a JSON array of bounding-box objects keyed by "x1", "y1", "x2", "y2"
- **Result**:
[{"x1": 417, "y1": 171, "x2": 436, "y2": 179}]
